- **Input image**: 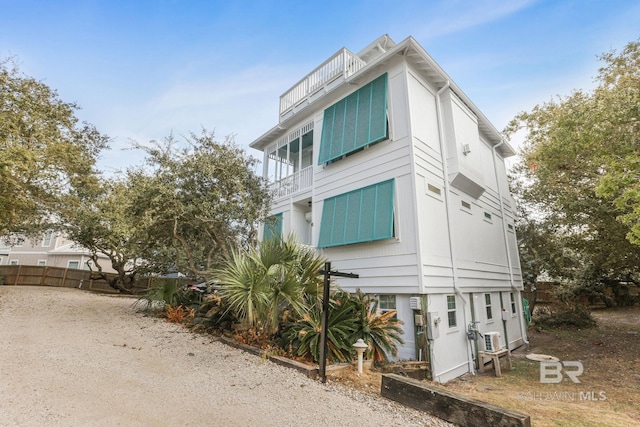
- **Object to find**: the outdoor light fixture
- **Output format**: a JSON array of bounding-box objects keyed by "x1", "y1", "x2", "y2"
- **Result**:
[{"x1": 353, "y1": 339, "x2": 368, "y2": 374}]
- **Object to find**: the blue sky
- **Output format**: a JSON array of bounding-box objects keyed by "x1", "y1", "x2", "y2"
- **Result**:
[{"x1": 1, "y1": 0, "x2": 639, "y2": 174}]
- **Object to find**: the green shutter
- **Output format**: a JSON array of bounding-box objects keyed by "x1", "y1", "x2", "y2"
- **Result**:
[
  {"x1": 318, "y1": 198, "x2": 335, "y2": 246},
  {"x1": 318, "y1": 73, "x2": 388, "y2": 164},
  {"x1": 263, "y1": 213, "x2": 283, "y2": 241},
  {"x1": 318, "y1": 179, "x2": 395, "y2": 248}
]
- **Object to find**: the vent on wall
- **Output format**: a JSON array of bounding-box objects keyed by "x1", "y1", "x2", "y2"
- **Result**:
[{"x1": 427, "y1": 183, "x2": 441, "y2": 196}]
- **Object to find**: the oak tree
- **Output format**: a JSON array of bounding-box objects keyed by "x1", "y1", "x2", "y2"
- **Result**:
[
  {"x1": 508, "y1": 40, "x2": 640, "y2": 305},
  {"x1": 0, "y1": 58, "x2": 107, "y2": 237}
]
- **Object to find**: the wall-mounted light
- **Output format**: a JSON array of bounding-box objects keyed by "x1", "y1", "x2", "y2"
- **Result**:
[{"x1": 462, "y1": 143, "x2": 471, "y2": 155}]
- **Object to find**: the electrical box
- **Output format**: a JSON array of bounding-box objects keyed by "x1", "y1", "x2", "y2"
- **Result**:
[
  {"x1": 501, "y1": 308, "x2": 510, "y2": 321},
  {"x1": 409, "y1": 297, "x2": 421, "y2": 310},
  {"x1": 414, "y1": 314, "x2": 424, "y2": 326},
  {"x1": 426, "y1": 312, "x2": 440, "y2": 340},
  {"x1": 483, "y1": 332, "x2": 501, "y2": 352}
]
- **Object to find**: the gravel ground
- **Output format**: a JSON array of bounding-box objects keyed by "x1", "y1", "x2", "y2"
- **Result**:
[{"x1": 0, "y1": 286, "x2": 451, "y2": 426}]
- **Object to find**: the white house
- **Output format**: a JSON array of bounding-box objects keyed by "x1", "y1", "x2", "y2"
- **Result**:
[
  {"x1": 0, "y1": 231, "x2": 116, "y2": 273},
  {"x1": 250, "y1": 35, "x2": 528, "y2": 383}
]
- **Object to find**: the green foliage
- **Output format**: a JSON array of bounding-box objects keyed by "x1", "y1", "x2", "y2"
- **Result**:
[
  {"x1": 59, "y1": 129, "x2": 271, "y2": 293},
  {"x1": 127, "y1": 130, "x2": 272, "y2": 279},
  {"x1": 534, "y1": 306, "x2": 597, "y2": 330},
  {"x1": 62, "y1": 179, "x2": 147, "y2": 293},
  {"x1": 281, "y1": 293, "x2": 359, "y2": 363},
  {"x1": 135, "y1": 279, "x2": 199, "y2": 310},
  {"x1": 280, "y1": 290, "x2": 404, "y2": 365},
  {"x1": 351, "y1": 290, "x2": 404, "y2": 363},
  {"x1": 191, "y1": 292, "x2": 236, "y2": 333},
  {"x1": 216, "y1": 236, "x2": 326, "y2": 335},
  {"x1": 0, "y1": 58, "x2": 108, "y2": 237},
  {"x1": 508, "y1": 39, "x2": 640, "y2": 304}
]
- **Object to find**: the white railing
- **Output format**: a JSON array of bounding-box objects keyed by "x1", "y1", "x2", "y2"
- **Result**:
[
  {"x1": 271, "y1": 166, "x2": 313, "y2": 199},
  {"x1": 279, "y1": 48, "x2": 366, "y2": 117}
]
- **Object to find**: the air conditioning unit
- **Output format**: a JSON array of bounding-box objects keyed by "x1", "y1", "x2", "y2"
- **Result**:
[
  {"x1": 483, "y1": 332, "x2": 501, "y2": 352},
  {"x1": 409, "y1": 297, "x2": 421, "y2": 310}
]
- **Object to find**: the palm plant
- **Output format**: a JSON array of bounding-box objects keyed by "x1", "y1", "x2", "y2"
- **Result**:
[
  {"x1": 282, "y1": 293, "x2": 358, "y2": 363},
  {"x1": 351, "y1": 290, "x2": 404, "y2": 363},
  {"x1": 135, "y1": 278, "x2": 183, "y2": 310},
  {"x1": 216, "y1": 235, "x2": 326, "y2": 336},
  {"x1": 216, "y1": 248, "x2": 270, "y2": 328}
]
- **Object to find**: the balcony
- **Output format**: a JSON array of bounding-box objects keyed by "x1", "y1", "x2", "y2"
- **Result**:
[
  {"x1": 279, "y1": 48, "x2": 366, "y2": 121},
  {"x1": 271, "y1": 166, "x2": 313, "y2": 199}
]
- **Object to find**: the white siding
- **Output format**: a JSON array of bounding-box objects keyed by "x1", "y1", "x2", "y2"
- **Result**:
[
  {"x1": 253, "y1": 43, "x2": 527, "y2": 382},
  {"x1": 426, "y1": 293, "x2": 473, "y2": 383},
  {"x1": 314, "y1": 63, "x2": 421, "y2": 295}
]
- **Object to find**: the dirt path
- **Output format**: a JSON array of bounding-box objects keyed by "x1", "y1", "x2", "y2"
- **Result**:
[{"x1": 0, "y1": 286, "x2": 450, "y2": 426}]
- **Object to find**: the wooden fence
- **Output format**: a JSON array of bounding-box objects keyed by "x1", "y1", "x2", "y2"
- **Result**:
[{"x1": 0, "y1": 265, "x2": 185, "y2": 294}]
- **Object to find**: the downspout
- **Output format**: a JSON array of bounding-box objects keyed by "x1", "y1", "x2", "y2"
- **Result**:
[
  {"x1": 492, "y1": 140, "x2": 529, "y2": 346},
  {"x1": 435, "y1": 81, "x2": 475, "y2": 373},
  {"x1": 469, "y1": 293, "x2": 479, "y2": 370}
]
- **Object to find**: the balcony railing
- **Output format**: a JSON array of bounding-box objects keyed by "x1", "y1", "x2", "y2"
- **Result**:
[
  {"x1": 271, "y1": 166, "x2": 313, "y2": 199},
  {"x1": 279, "y1": 48, "x2": 366, "y2": 119}
]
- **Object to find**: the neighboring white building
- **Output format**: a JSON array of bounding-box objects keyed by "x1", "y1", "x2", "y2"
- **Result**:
[
  {"x1": 0, "y1": 231, "x2": 116, "y2": 273},
  {"x1": 250, "y1": 35, "x2": 527, "y2": 383}
]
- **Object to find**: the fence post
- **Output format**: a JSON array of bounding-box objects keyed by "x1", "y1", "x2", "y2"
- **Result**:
[
  {"x1": 40, "y1": 266, "x2": 48, "y2": 286},
  {"x1": 62, "y1": 267, "x2": 69, "y2": 287},
  {"x1": 15, "y1": 265, "x2": 22, "y2": 286}
]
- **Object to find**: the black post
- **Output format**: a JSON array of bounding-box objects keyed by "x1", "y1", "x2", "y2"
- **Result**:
[{"x1": 319, "y1": 261, "x2": 331, "y2": 383}]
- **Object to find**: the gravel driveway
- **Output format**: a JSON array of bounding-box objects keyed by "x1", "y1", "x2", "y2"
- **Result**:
[{"x1": 0, "y1": 286, "x2": 450, "y2": 426}]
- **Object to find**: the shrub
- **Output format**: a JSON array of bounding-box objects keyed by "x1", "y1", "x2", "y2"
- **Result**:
[
  {"x1": 351, "y1": 290, "x2": 404, "y2": 363},
  {"x1": 280, "y1": 294, "x2": 358, "y2": 363},
  {"x1": 135, "y1": 279, "x2": 201, "y2": 312},
  {"x1": 165, "y1": 305, "x2": 195, "y2": 324},
  {"x1": 534, "y1": 306, "x2": 597, "y2": 329},
  {"x1": 280, "y1": 290, "x2": 405, "y2": 365},
  {"x1": 190, "y1": 292, "x2": 236, "y2": 334}
]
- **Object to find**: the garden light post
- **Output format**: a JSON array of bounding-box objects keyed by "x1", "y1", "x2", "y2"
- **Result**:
[
  {"x1": 318, "y1": 262, "x2": 358, "y2": 383},
  {"x1": 353, "y1": 338, "x2": 368, "y2": 375}
]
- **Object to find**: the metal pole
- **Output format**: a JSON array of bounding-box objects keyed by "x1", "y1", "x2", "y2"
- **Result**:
[{"x1": 319, "y1": 261, "x2": 331, "y2": 383}]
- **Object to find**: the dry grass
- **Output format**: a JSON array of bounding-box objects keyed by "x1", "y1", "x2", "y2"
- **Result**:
[{"x1": 330, "y1": 305, "x2": 640, "y2": 427}]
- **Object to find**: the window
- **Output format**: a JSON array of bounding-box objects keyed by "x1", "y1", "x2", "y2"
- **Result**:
[
  {"x1": 378, "y1": 295, "x2": 397, "y2": 318},
  {"x1": 447, "y1": 295, "x2": 457, "y2": 328},
  {"x1": 9, "y1": 260, "x2": 18, "y2": 265},
  {"x1": 485, "y1": 293, "x2": 493, "y2": 321},
  {"x1": 68, "y1": 261, "x2": 80, "y2": 269},
  {"x1": 318, "y1": 73, "x2": 388, "y2": 164},
  {"x1": 318, "y1": 179, "x2": 394, "y2": 248},
  {"x1": 461, "y1": 200, "x2": 471, "y2": 210},
  {"x1": 42, "y1": 230, "x2": 53, "y2": 247},
  {"x1": 510, "y1": 292, "x2": 517, "y2": 314},
  {"x1": 263, "y1": 213, "x2": 283, "y2": 242},
  {"x1": 507, "y1": 223, "x2": 514, "y2": 231},
  {"x1": 37, "y1": 260, "x2": 46, "y2": 266},
  {"x1": 266, "y1": 122, "x2": 314, "y2": 184},
  {"x1": 484, "y1": 212, "x2": 492, "y2": 221}
]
